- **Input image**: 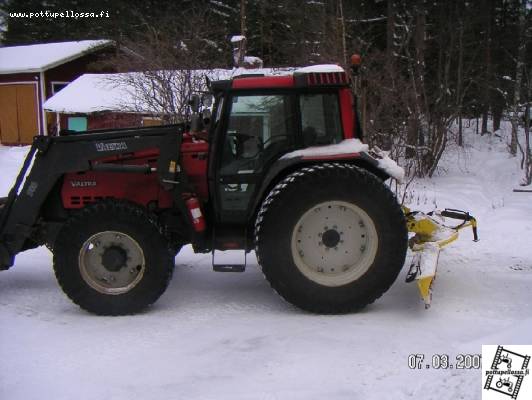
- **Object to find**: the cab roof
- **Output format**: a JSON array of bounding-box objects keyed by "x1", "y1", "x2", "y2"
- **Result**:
[{"x1": 211, "y1": 64, "x2": 350, "y2": 92}]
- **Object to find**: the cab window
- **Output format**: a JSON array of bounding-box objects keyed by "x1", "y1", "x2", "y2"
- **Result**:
[
  {"x1": 221, "y1": 94, "x2": 295, "y2": 175},
  {"x1": 218, "y1": 94, "x2": 295, "y2": 216},
  {"x1": 299, "y1": 93, "x2": 343, "y2": 146}
]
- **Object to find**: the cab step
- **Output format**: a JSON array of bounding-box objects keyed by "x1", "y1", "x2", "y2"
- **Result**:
[
  {"x1": 213, "y1": 264, "x2": 246, "y2": 273},
  {"x1": 212, "y1": 249, "x2": 246, "y2": 273}
]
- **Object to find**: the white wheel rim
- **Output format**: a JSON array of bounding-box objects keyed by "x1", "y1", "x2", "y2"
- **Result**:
[
  {"x1": 79, "y1": 231, "x2": 146, "y2": 295},
  {"x1": 291, "y1": 200, "x2": 379, "y2": 287}
]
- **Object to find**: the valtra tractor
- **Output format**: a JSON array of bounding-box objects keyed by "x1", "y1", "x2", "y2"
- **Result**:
[{"x1": 0, "y1": 61, "x2": 478, "y2": 315}]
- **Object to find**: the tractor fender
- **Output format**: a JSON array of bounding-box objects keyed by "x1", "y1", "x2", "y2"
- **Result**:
[{"x1": 249, "y1": 150, "x2": 404, "y2": 225}]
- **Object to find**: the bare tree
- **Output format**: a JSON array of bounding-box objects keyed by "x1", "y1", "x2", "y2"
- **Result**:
[
  {"x1": 521, "y1": 64, "x2": 532, "y2": 185},
  {"x1": 100, "y1": 5, "x2": 230, "y2": 122},
  {"x1": 481, "y1": 0, "x2": 494, "y2": 135},
  {"x1": 509, "y1": 0, "x2": 528, "y2": 157},
  {"x1": 337, "y1": 0, "x2": 348, "y2": 65}
]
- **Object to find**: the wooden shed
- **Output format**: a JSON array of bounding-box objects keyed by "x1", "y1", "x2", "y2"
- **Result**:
[
  {"x1": 43, "y1": 73, "x2": 163, "y2": 132},
  {"x1": 0, "y1": 40, "x2": 113, "y2": 145}
]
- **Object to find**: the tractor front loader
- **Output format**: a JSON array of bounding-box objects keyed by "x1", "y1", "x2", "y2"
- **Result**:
[{"x1": 0, "y1": 63, "x2": 477, "y2": 315}]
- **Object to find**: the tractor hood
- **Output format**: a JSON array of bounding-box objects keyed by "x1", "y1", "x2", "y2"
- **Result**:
[{"x1": 280, "y1": 139, "x2": 405, "y2": 182}]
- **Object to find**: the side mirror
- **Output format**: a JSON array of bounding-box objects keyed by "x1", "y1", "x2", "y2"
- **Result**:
[{"x1": 189, "y1": 94, "x2": 201, "y2": 113}]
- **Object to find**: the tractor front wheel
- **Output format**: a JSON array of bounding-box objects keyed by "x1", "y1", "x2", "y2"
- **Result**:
[
  {"x1": 255, "y1": 163, "x2": 408, "y2": 313},
  {"x1": 53, "y1": 201, "x2": 174, "y2": 315}
]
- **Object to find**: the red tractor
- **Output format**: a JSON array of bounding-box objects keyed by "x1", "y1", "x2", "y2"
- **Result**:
[{"x1": 0, "y1": 65, "x2": 408, "y2": 315}]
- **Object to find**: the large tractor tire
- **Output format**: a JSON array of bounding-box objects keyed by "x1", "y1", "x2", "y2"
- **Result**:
[
  {"x1": 53, "y1": 201, "x2": 174, "y2": 315},
  {"x1": 255, "y1": 163, "x2": 408, "y2": 313}
]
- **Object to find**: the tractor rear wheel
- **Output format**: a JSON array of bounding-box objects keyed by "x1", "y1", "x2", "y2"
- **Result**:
[
  {"x1": 53, "y1": 200, "x2": 174, "y2": 315},
  {"x1": 255, "y1": 163, "x2": 407, "y2": 313}
]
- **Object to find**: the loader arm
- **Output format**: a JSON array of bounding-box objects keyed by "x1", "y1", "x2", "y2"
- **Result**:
[{"x1": 0, "y1": 126, "x2": 188, "y2": 270}]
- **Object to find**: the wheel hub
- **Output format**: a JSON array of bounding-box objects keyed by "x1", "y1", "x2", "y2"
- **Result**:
[
  {"x1": 101, "y1": 246, "x2": 128, "y2": 272},
  {"x1": 79, "y1": 231, "x2": 146, "y2": 295},
  {"x1": 291, "y1": 200, "x2": 379, "y2": 287},
  {"x1": 322, "y1": 229, "x2": 341, "y2": 248}
]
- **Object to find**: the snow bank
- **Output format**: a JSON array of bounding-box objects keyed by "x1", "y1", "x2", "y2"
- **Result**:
[{"x1": 0, "y1": 145, "x2": 31, "y2": 196}]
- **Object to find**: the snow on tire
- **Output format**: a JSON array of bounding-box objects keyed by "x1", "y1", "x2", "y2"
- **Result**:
[{"x1": 255, "y1": 163, "x2": 408, "y2": 313}]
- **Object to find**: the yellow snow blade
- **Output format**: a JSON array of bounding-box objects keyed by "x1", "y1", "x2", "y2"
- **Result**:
[
  {"x1": 405, "y1": 243, "x2": 440, "y2": 307},
  {"x1": 403, "y1": 207, "x2": 478, "y2": 309},
  {"x1": 417, "y1": 276, "x2": 434, "y2": 309}
]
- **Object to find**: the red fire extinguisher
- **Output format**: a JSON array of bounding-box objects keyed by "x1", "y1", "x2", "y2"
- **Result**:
[{"x1": 186, "y1": 197, "x2": 206, "y2": 232}]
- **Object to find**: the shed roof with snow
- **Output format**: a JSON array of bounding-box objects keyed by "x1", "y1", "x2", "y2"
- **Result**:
[
  {"x1": 43, "y1": 73, "x2": 140, "y2": 114},
  {"x1": 0, "y1": 39, "x2": 115, "y2": 144},
  {"x1": 0, "y1": 40, "x2": 112, "y2": 74}
]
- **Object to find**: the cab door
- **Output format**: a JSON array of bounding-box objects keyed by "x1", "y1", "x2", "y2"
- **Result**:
[{"x1": 214, "y1": 93, "x2": 297, "y2": 224}]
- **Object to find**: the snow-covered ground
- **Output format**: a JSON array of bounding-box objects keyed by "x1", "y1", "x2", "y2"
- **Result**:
[{"x1": 0, "y1": 124, "x2": 530, "y2": 399}]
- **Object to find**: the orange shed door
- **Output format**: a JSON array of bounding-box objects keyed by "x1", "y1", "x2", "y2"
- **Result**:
[{"x1": 0, "y1": 84, "x2": 39, "y2": 145}]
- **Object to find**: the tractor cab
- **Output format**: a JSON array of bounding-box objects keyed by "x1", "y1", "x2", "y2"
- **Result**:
[{"x1": 206, "y1": 68, "x2": 356, "y2": 214}]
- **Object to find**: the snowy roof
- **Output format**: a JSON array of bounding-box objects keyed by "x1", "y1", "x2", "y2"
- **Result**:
[
  {"x1": 43, "y1": 67, "x2": 293, "y2": 114},
  {"x1": 294, "y1": 64, "x2": 345, "y2": 73},
  {"x1": 0, "y1": 40, "x2": 112, "y2": 74},
  {"x1": 43, "y1": 73, "x2": 141, "y2": 114}
]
